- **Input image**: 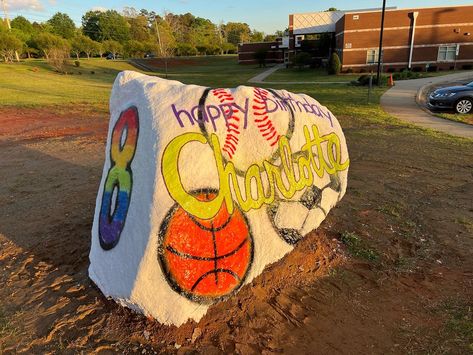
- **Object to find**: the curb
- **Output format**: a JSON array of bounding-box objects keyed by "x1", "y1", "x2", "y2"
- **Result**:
[{"x1": 415, "y1": 81, "x2": 437, "y2": 114}]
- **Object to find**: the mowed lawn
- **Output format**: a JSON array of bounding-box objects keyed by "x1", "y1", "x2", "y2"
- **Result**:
[
  {"x1": 267, "y1": 67, "x2": 360, "y2": 83},
  {"x1": 0, "y1": 56, "x2": 391, "y2": 125}
]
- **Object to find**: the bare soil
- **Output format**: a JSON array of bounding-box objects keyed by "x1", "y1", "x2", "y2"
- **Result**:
[{"x1": 0, "y1": 106, "x2": 472, "y2": 354}]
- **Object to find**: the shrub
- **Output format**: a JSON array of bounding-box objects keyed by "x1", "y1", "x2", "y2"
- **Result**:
[
  {"x1": 48, "y1": 47, "x2": 69, "y2": 73},
  {"x1": 328, "y1": 52, "x2": 341, "y2": 75},
  {"x1": 74, "y1": 60, "x2": 80, "y2": 67},
  {"x1": 357, "y1": 74, "x2": 387, "y2": 86},
  {"x1": 386, "y1": 68, "x2": 396, "y2": 73},
  {"x1": 462, "y1": 64, "x2": 473, "y2": 70},
  {"x1": 412, "y1": 66, "x2": 423, "y2": 72},
  {"x1": 294, "y1": 52, "x2": 312, "y2": 69},
  {"x1": 346, "y1": 67, "x2": 354, "y2": 74},
  {"x1": 427, "y1": 65, "x2": 438, "y2": 72}
]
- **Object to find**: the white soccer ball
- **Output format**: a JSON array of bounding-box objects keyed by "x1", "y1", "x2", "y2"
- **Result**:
[{"x1": 268, "y1": 173, "x2": 343, "y2": 244}]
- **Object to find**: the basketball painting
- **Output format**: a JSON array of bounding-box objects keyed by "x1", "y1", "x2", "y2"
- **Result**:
[{"x1": 158, "y1": 189, "x2": 253, "y2": 303}]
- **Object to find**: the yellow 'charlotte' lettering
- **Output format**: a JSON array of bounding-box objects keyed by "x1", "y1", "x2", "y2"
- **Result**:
[
  {"x1": 162, "y1": 125, "x2": 349, "y2": 220},
  {"x1": 162, "y1": 132, "x2": 226, "y2": 219}
]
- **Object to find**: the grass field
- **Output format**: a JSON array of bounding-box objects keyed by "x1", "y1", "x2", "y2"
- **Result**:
[
  {"x1": 0, "y1": 56, "x2": 391, "y2": 125},
  {"x1": 266, "y1": 67, "x2": 360, "y2": 82},
  {"x1": 436, "y1": 112, "x2": 473, "y2": 125}
]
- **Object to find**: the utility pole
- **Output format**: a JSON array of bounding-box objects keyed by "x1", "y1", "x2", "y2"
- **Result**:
[
  {"x1": 376, "y1": 0, "x2": 387, "y2": 86},
  {"x1": 1, "y1": 0, "x2": 20, "y2": 62},
  {"x1": 154, "y1": 17, "x2": 168, "y2": 78}
]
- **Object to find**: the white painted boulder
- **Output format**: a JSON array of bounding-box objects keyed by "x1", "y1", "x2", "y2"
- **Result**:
[{"x1": 89, "y1": 71, "x2": 349, "y2": 326}]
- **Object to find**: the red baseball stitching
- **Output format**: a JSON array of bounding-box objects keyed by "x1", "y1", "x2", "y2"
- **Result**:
[
  {"x1": 252, "y1": 88, "x2": 280, "y2": 147},
  {"x1": 211, "y1": 88, "x2": 242, "y2": 159}
]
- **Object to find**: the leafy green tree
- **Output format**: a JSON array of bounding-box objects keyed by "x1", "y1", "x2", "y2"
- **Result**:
[
  {"x1": 221, "y1": 42, "x2": 236, "y2": 54},
  {"x1": 223, "y1": 22, "x2": 251, "y2": 45},
  {"x1": 33, "y1": 32, "x2": 69, "y2": 59},
  {"x1": 11, "y1": 16, "x2": 35, "y2": 37},
  {"x1": 250, "y1": 30, "x2": 264, "y2": 42},
  {"x1": 125, "y1": 13, "x2": 151, "y2": 42},
  {"x1": 0, "y1": 32, "x2": 23, "y2": 62},
  {"x1": 103, "y1": 39, "x2": 123, "y2": 59},
  {"x1": 123, "y1": 40, "x2": 145, "y2": 58},
  {"x1": 82, "y1": 10, "x2": 130, "y2": 43},
  {"x1": 71, "y1": 34, "x2": 99, "y2": 59},
  {"x1": 70, "y1": 35, "x2": 86, "y2": 59},
  {"x1": 48, "y1": 12, "x2": 76, "y2": 39},
  {"x1": 176, "y1": 43, "x2": 197, "y2": 56}
]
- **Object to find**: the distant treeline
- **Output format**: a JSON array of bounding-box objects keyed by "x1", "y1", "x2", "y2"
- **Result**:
[{"x1": 0, "y1": 7, "x2": 284, "y2": 62}]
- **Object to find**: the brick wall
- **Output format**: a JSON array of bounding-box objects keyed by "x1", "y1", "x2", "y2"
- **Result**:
[
  {"x1": 238, "y1": 42, "x2": 284, "y2": 65},
  {"x1": 337, "y1": 5, "x2": 473, "y2": 72}
]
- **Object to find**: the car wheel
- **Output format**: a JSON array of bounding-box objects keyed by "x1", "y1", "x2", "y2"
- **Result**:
[{"x1": 455, "y1": 98, "x2": 473, "y2": 114}]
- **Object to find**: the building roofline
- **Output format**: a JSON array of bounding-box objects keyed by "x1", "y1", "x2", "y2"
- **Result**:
[
  {"x1": 290, "y1": 4, "x2": 472, "y2": 17},
  {"x1": 345, "y1": 4, "x2": 473, "y2": 14}
]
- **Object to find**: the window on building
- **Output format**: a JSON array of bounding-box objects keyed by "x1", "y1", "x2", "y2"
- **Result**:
[
  {"x1": 437, "y1": 45, "x2": 457, "y2": 62},
  {"x1": 366, "y1": 49, "x2": 379, "y2": 64}
]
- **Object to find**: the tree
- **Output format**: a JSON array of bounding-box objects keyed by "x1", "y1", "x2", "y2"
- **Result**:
[
  {"x1": 48, "y1": 12, "x2": 76, "y2": 39},
  {"x1": 221, "y1": 42, "x2": 236, "y2": 54},
  {"x1": 11, "y1": 16, "x2": 34, "y2": 37},
  {"x1": 123, "y1": 7, "x2": 151, "y2": 42},
  {"x1": 70, "y1": 35, "x2": 85, "y2": 59},
  {"x1": 82, "y1": 10, "x2": 130, "y2": 43},
  {"x1": 71, "y1": 35, "x2": 100, "y2": 59},
  {"x1": 176, "y1": 43, "x2": 197, "y2": 56},
  {"x1": 328, "y1": 52, "x2": 341, "y2": 75},
  {"x1": 0, "y1": 32, "x2": 23, "y2": 62},
  {"x1": 33, "y1": 32, "x2": 69, "y2": 60},
  {"x1": 103, "y1": 39, "x2": 123, "y2": 59},
  {"x1": 224, "y1": 22, "x2": 251, "y2": 45},
  {"x1": 123, "y1": 40, "x2": 145, "y2": 58},
  {"x1": 153, "y1": 17, "x2": 176, "y2": 77},
  {"x1": 250, "y1": 30, "x2": 264, "y2": 42}
]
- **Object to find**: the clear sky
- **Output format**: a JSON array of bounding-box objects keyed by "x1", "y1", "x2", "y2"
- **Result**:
[{"x1": 5, "y1": 0, "x2": 473, "y2": 34}]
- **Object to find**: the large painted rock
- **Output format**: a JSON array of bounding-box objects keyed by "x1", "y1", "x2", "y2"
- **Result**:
[{"x1": 89, "y1": 71, "x2": 349, "y2": 326}]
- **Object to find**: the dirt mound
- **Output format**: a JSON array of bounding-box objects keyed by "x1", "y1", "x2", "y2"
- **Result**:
[{"x1": 0, "y1": 106, "x2": 472, "y2": 354}]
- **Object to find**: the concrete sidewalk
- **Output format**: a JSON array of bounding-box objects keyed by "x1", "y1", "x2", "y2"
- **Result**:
[
  {"x1": 381, "y1": 71, "x2": 473, "y2": 139},
  {"x1": 248, "y1": 64, "x2": 286, "y2": 84}
]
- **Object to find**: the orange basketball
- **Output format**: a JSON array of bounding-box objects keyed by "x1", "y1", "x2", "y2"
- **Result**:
[{"x1": 158, "y1": 190, "x2": 253, "y2": 303}]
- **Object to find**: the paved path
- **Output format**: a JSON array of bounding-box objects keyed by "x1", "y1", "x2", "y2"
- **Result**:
[
  {"x1": 381, "y1": 71, "x2": 473, "y2": 139},
  {"x1": 248, "y1": 64, "x2": 286, "y2": 83},
  {"x1": 247, "y1": 64, "x2": 350, "y2": 85}
]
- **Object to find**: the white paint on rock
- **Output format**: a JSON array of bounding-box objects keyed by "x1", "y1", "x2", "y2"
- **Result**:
[{"x1": 89, "y1": 71, "x2": 349, "y2": 326}]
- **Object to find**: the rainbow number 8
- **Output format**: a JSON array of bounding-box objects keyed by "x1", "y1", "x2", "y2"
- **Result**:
[{"x1": 99, "y1": 106, "x2": 139, "y2": 250}]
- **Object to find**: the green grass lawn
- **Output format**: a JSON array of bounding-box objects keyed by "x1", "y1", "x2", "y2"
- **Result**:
[
  {"x1": 0, "y1": 59, "x2": 153, "y2": 107},
  {"x1": 0, "y1": 56, "x2": 393, "y2": 126},
  {"x1": 266, "y1": 67, "x2": 360, "y2": 83},
  {"x1": 436, "y1": 112, "x2": 473, "y2": 125},
  {"x1": 136, "y1": 55, "x2": 264, "y2": 87}
]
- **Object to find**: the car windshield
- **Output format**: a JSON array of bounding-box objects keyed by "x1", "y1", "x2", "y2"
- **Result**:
[{"x1": 467, "y1": 82, "x2": 473, "y2": 87}]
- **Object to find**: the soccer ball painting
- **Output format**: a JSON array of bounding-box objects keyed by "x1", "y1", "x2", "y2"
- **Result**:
[{"x1": 268, "y1": 173, "x2": 343, "y2": 244}]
